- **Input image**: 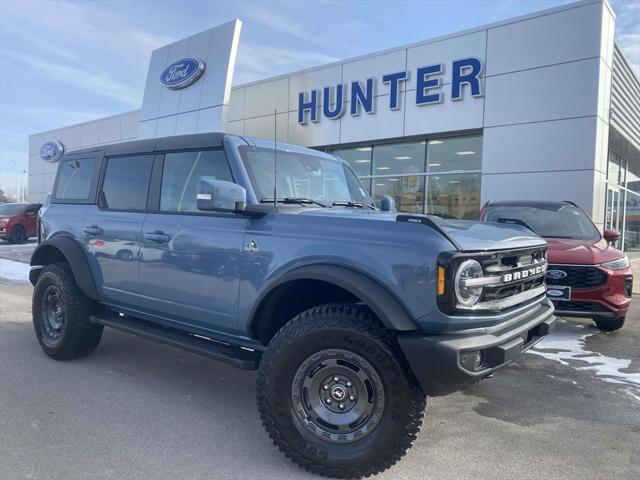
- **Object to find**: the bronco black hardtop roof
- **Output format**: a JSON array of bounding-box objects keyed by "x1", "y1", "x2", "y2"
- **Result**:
[{"x1": 63, "y1": 132, "x2": 227, "y2": 158}]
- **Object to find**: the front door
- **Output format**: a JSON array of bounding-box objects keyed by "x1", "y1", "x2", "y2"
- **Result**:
[
  {"x1": 82, "y1": 154, "x2": 155, "y2": 306},
  {"x1": 137, "y1": 149, "x2": 247, "y2": 335}
]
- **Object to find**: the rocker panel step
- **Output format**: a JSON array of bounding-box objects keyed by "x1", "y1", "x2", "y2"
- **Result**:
[{"x1": 91, "y1": 314, "x2": 260, "y2": 370}]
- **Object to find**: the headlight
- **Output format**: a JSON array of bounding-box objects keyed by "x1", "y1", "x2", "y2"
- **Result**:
[
  {"x1": 0, "y1": 218, "x2": 8, "y2": 225},
  {"x1": 454, "y1": 259, "x2": 484, "y2": 307},
  {"x1": 601, "y1": 256, "x2": 629, "y2": 270}
]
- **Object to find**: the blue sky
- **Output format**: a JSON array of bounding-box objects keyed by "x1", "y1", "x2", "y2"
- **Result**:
[{"x1": 0, "y1": 0, "x2": 638, "y2": 198}]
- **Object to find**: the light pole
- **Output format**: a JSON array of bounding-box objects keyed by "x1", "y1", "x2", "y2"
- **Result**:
[{"x1": 10, "y1": 160, "x2": 26, "y2": 202}]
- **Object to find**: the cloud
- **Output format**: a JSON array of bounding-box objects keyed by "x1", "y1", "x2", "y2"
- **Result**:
[{"x1": 1, "y1": 50, "x2": 141, "y2": 107}]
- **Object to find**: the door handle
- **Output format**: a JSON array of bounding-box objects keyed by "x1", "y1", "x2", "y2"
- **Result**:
[
  {"x1": 83, "y1": 225, "x2": 103, "y2": 236},
  {"x1": 144, "y1": 231, "x2": 170, "y2": 243}
]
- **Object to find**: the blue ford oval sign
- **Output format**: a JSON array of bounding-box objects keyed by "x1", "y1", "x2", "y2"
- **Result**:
[
  {"x1": 40, "y1": 140, "x2": 64, "y2": 163},
  {"x1": 160, "y1": 57, "x2": 205, "y2": 90}
]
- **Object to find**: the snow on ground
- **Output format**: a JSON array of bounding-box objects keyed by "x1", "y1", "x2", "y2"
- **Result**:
[
  {"x1": 529, "y1": 323, "x2": 640, "y2": 402},
  {"x1": 0, "y1": 258, "x2": 30, "y2": 283}
]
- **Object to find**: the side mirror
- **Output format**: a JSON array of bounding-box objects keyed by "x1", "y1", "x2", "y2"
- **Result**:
[
  {"x1": 603, "y1": 229, "x2": 621, "y2": 243},
  {"x1": 377, "y1": 195, "x2": 396, "y2": 212},
  {"x1": 197, "y1": 177, "x2": 247, "y2": 212}
]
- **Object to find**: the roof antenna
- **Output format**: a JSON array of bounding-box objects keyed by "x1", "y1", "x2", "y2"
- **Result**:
[{"x1": 273, "y1": 109, "x2": 278, "y2": 211}]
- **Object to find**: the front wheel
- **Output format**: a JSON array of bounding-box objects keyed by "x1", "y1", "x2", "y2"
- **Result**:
[
  {"x1": 257, "y1": 304, "x2": 425, "y2": 478},
  {"x1": 594, "y1": 316, "x2": 625, "y2": 331},
  {"x1": 32, "y1": 263, "x2": 103, "y2": 360}
]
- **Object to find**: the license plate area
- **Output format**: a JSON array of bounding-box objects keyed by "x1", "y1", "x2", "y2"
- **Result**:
[{"x1": 546, "y1": 285, "x2": 571, "y2": 300}]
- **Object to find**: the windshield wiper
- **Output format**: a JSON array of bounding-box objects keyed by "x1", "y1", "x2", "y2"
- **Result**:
[
  {"x1": 332, "y1": 201, "x2": 376, "y2": 210},
  {"x1": 261, "y1": 197, "x2": 330, "y2": 208}
]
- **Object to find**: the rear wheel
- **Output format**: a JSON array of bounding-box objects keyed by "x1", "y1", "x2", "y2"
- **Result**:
[
  {"x1": 594, "y1": 316, "x2": 625, "y2": 331},
  {"x1": 8, "y1": 225, "x2": 26, "y2": 244},
  {"x1": 257, "y1": 304, "x2": 425, "y2": 478},
  {"x1": 32, "y1": 263, "x2": 103, "y2": 360}
]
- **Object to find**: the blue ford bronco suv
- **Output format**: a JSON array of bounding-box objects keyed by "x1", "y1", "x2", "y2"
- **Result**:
[{"x1": 31, "y1": 133, "x2": 555, "y2": 478}]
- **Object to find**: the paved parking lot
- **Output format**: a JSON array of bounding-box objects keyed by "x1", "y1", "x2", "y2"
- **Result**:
[
  {"x1": 0, "y1": 239, "x2": 37, "y2": 263},
  {"x1": 1, "y1": 273, "x2": 639, "y2": 479}
]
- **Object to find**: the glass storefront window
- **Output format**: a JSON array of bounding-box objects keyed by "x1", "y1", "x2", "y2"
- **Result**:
[
  {"x1": 427, "y1": 135, "x2": 482, "y2": 173},
  {"x1": 624, "y1": 191, "x2": 640, "y2": 254},
  {"x1": 329, "y1": 134, "x2": 482, "y2": 216},
  {"x1": 371, "y1": 176, "x2": 424, "y2": 213},
  {"x1": 332, "y1": 146, "x2": 372, "y2": 177},
  {"x1": 372, "y1": 141, "x2": 426, "y2": 175},
  {"x1": 607, "y1": 151, "x2": 623, "y2": 185},
  {"x1": 625, "y1": 157, "x2": 640, "y2": 192},
  {"x1": 425, "y1": 173, "x2": 481, "y2": 220}
]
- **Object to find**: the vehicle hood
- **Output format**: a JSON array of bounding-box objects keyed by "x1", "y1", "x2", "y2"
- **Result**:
[
  {"x1": 295, "y1": 208, "x2": 546, "y2": 252},
  {"x1": 545, "y1": 237, "x2": 623, "y2": 265}
]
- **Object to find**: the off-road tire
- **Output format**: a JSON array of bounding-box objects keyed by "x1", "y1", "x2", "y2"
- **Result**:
[
  {"x1": 8, "y1": 225, "x2": 26, "y2": 244},
  {"x1": 594, "y1": 316, "x2": 625, "y2": 331},
  {"x1": 32, "y1": 263, "x2": 103, "y2": 360},
  {"x1": 257, "y1": 304, "x2": 425, "y2": 478}
]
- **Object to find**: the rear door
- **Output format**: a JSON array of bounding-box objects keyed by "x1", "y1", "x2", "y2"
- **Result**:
[
  {"x1": 81, "y1": 154, "x2": 154, "y2": 306},
  {"x1": 137, "y1": 149, "x2": 247, "y2": 334}
]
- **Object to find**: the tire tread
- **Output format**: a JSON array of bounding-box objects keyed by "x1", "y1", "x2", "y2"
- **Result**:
[{"x1": 256, "y1": 303, "x2": 425, "y2": 478}]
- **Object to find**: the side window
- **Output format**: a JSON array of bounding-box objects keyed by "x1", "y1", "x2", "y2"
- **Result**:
[
  {"x1": 54, "y1": 158, "x2": 95, "y2": 200},
  {"x1": 160, "y1": 150, "x2": 233, "y2": 212},
  {"x1": 102, "y1": 155, "x2": 154, "y2": 211}
]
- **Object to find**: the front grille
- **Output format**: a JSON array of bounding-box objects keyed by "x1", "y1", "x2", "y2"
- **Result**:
[
  {"x1": 546, "y1": 265, "x2": 607, "y2": 290},
  {"x1": 478, "y1": 246, "x2": 548, "y2": 305},
  {"x1": 552, "y1": 301, "x2": 608, "y2": 313}
]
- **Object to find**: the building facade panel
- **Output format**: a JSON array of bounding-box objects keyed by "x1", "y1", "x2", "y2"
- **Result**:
[
  {"x1": 228, "y1": 88, "x2": 245, "y2": 121},
  {"x1": 482, "y1": 117, "x2": 601, "y2": 175},
  {"x1": 405, "y1": 30, "x2": 487, "y2": 90},
  {"x1": 404, "y1": 92, "x2": 484, "y2": 137},
  {"x1": 480, "y1": 169, "x2": 598, "y2": 209},
  {"x1": 485, "y1": 1, "x2": 604, "y2": 76},
  {"x1": 244, "y1": 78, "x2": 289, "y2": 118},
  {"x1": 342, "y1": 50, "x2": 407, "y2": 101},
  {"x1": 484, "y1": 58, "x2": 601, "y2": 127},
  {"x1": 339, "y1": 95, "x2": 405, "y2": 144},
  {"x1": 175, "y1": 110, "x2": 200, "y2": 136},
  {"x1": 288, "y1": 64, "x2": 342, "y2": 110},
  {"x1": 244, "y1": 112, "x2": 289, "y2": 143}
]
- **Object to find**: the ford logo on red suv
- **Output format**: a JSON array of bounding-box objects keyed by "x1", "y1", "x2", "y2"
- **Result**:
[
  {"x1": 546, "y1": 270, "x2": 568, "y2": 280},
  {"x1": 481, "y1": 200, "x2": 633, "y2": 331}
]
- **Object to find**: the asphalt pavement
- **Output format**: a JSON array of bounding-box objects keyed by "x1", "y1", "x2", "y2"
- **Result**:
[{"x1": 0, "y1": 260, "x2": 639, "y2": 479}]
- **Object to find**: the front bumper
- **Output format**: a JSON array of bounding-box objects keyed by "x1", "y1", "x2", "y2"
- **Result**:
[
  {"x1": 398, "y1": 298, "x2": 556, "y2": 396},
  {"x1": 552, "y1": 266, "x2": 632, "y2": 320}
]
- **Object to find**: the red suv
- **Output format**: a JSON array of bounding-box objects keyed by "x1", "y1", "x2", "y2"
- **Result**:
[
  {"x1": 481, "y1": 201, "x2": 632, "y2": 331},
  {"x1": 0, "y1": 203, "x2": 41, "y2": 244}
]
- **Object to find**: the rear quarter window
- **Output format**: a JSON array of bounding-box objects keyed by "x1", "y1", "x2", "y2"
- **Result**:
[{"x1": 54, "y1": 158, "x2": 96, "y2": 201}]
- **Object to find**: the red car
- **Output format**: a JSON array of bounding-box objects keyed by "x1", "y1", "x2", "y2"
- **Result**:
[
  {"x1": 481, "y1": 201, "x2": 632, "y2": 331},
  {"x1": 0, "y1": 203, "x2": 41, "y2": 244}
]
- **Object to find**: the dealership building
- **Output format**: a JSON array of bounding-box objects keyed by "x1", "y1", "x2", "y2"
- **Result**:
[{"x1": 28, "y1": 0, "x2": 640, "y2": 249}]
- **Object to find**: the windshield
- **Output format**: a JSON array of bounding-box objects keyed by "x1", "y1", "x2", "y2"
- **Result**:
[
  {"x1": 0, "y1": 203, "x2": 26, "y2": 215},
  {"x1": 484, "y1": 205, "x2": 601, "y2": 240},
  {"x1": 239, "y1": 146, "x2": 373, "y2": 206}
]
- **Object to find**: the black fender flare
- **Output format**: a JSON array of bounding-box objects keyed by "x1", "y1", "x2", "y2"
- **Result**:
[
  {"x1": 250, "y1": 264, "x2": 418, "y2": 332},
  {"x1": 30, "y1": 237, "x2": 99, "y2": 300}
]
